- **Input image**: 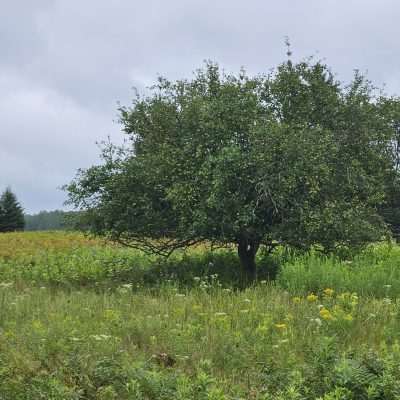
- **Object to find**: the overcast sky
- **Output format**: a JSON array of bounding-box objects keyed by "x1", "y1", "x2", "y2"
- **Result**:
[{"x1": 1, "y1": 0, "x2": 399, "y2": 213}]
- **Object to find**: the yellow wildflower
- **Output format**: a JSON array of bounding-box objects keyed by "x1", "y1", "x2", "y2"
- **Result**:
[
  {"x1": 307, "y1": 293, "x2": 318, "y2": 302},
  {"x1": 292, "y1": 297, "x2": 301, "y2": 304},
  {"x1": 343, "y1": 314, "x2": 353, "y2": 321},
  {"x1": 319, "y1": 307, "x2": 335, "y2": 321},
  {"x1": 323, "y1": 288, "x2": 334, "y2": 297}
]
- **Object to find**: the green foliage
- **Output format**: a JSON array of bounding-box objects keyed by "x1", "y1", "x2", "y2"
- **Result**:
[
  {"x1": 66, "y1": 59, "x2": 399, "y2": 279},
  {"x1": 376, "y1": 97, "x2": 400, "y2": 240},
  {"x1": 25, "y1": 210, "x2": 77, "y2": 231},
  {"x1": 24, "y1": 210, "x2": 69, "y2": 231},
  {"x1": 0, "y1": 187, "x2": 25, "y2": 232}
]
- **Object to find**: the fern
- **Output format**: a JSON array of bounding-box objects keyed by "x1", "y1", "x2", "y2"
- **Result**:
[{"x1": 333, "y1": 358, "x2": 379, "y2": 399}]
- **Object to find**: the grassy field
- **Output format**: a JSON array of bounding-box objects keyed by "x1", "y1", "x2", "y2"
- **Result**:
[{"x1": 1, "y1": 232, "x2": 400, "y2": 398}]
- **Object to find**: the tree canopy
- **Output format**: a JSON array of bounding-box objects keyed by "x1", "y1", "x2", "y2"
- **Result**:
[
  {"x1": 66, "y1": 59, "x2": 400, "y2": 280},
  {"x1": 0, "y1": 188, "x2": 25, "y2": 232},
  {"x1": 377, "y1": 97, "x2": 400, "y2": 240},
  {"x1": 24, "y1": 210, "x2": 78, "y2": 231}
]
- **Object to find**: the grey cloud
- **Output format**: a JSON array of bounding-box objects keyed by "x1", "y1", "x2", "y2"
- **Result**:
[{"x1": 1, "y1": 0, "x2": 400, "y2": 212}]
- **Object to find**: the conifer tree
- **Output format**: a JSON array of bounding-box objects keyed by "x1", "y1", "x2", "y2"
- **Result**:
[{"x1": 0, "y1": 188, "x2": 25, "y2": 232}]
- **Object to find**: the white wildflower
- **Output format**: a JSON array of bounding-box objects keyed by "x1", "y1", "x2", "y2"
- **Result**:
[
  {"x1": 215, "y1": 312, "x2": 227, "y2": 317},
  {"x1": 90, "y1": 334, "x2": 112, "y2": 341},
  {"x1": 383, "y1": 298, "x2": 392, "y2": 305}
]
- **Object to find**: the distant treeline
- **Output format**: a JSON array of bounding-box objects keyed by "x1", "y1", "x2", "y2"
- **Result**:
[{"x1": 24, "y1": 210, "x2": 80, "y2": 231}]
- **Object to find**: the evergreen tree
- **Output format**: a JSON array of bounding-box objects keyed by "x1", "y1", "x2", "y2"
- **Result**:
[{"x1": 0, "y1": 188, "x2": 25, "y2": 232}]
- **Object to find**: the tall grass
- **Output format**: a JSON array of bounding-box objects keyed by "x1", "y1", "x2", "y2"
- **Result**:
[
  {"x1": 1, "y1": 232, "x2": 400, "y2": 296},
  {"x1": 1, "y1": 281, "x2": 400, "y2": 398},
  {"x1": 277, "y1": 243, "x2": 400, "y2": 297},
  {"x1": 1, "y1": 232, "x2": 400, "y2": 398}
]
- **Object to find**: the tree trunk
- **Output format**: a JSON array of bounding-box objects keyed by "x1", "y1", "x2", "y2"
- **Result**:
[{"x1": 238, "y1": 238, "x2": 260, "y2": 283}]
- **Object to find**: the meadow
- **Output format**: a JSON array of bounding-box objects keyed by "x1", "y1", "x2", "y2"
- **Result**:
[{"x1": 1, "y1": 232, "x2": 400, "y2": 399}]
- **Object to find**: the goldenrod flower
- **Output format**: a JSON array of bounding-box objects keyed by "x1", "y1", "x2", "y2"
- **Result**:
[
  {"x1": 343, "y1": 314, "x2": 353, "y2": 321},
  {"x1": 319, "y1": 307, "x2": 334, "y2": 321},
  {"x1": 323, "y1": 288, "x2": 334, "y2": 297},
  {"x1": 292, "y1": 297, "x2": 301, "y2": 304},
  {"x1": 307, "y1": 293, "x2": 318, "y2": 302}
]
